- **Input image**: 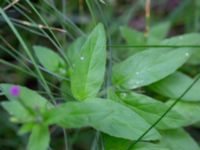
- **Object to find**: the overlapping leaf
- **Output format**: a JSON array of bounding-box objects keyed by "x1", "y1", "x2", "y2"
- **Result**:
[
  {"x1": 150, "y1": 72, "x2": 200, "y2": 101},
  {"x1": 160, "y1": 129, "x2": 200, "y2": 150},
  {"x1": 112, "y1": 91, "x2": 187, "y2": 129},
  {"x1": 34, "y1": 46, "x2": 67, "y2": 76},
  {"x1": 45, "y1": 98, "x2": 160, "y2": 141},
  {"x1": 166, "y1": 100, "x2": 200, "y2": 125}
]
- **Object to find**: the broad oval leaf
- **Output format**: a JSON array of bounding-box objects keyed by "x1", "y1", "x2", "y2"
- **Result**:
[
  {"x1": 27, "y1": 124, "x2": 50, "y2": 150},
  {"x1": 161, "y1": 33, "x2": 200, "y2": 46},
  {"x1": 112, "y1": 48, "x2": 192, "y2": 89},
  {"x1": 33, "y1": 46, "x2": 67, "y2": 76},
  {"x1": 113, "y1": 91, "x2": 187, "y2": 129},
  {"x1": 160, "y1": 129, "x2": 200, "y2": 150},
  {"x1": 45, "y1": 99, "x2": 161, "y2": 141},
  {"x1": 150, "y1": 72, "x2": 200, "y2": 101},
  {"x1": 71, "y1": 23, "x2": 106, "y2": 100},
  {"x1": 166, "y1": 100, "x2": 200, "y2": 125}
]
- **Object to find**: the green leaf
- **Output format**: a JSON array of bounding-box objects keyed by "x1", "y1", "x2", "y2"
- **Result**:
[
  {"x1": 150, "y1": 72, "x2": 200, "y2": 101},
  {"x1": 150, "y1": 22, "x2": 171, "y2": 39},
  {"x1": 121, "y1": 22, "x2": 170, "y2": 46},
  {"x1": 1, "y1": 100, "x2": 33, "y2": 123},
  {"x1": 60, "y1": 81, "x2": 75, "y2": 101},
  {"x1": 112, "y1": 48, "x2": 192, "y2": 89},
  {"x1": 133, "y1": 143, "x2": 169, "y2": 150},
  {"x1": 18, "y1": 123, "x2": 34, "y2": 135},
  {"x1": 66, "y1": 36, "x2": 86, "y2": 63},
  {"x1": 103, "y1": 134, "x2": 131, "y2": 150},
  {"x1": 161, "y1": 33, "x2": 200, "y2": 46},
  {"x1": 114, "y1": 91, "x2": 187, "y2": 129},
  {"x1": 120, "y1": 26, "x2": 146, "y2": 46},
  {"x1": 160, "y1": 128, "x2": 200, "y2": 150},
  {"x1": 0, "y1": 84, "x2": 53, "y2": 121},
  {"x1": 27, "y1": 124, "x2": 50, "y2": 150},
  {"x1": 71, "y1": 23, "x2": 106, "y2": 100},
  {"x1": 166, "y1": 100, "x2": 200, "y2": 125},
  {"x1": 148, "y1": 21, "x2": 171, "y2": 44},
  {"x1": 119, "y1": 26, "x2": 146, "y2": 58},
  {"x1": 103, "y1": 134, "x2": 168, "y2": 150},
  {"x1": 46, "y1": 99, "x2": 160, "y2": 141},
  {"x1": 33, "y1": 46, "x2": 67, "y2": 76},
  {"x1": 119, "y1": 22, "x2": 170, "y2": 59},
  {"x1": 113, "y1": 33, "x2": 200, "y2": 89},
  {"x1": 188, "y1": 49, "x2": 200, "y2": 65}
]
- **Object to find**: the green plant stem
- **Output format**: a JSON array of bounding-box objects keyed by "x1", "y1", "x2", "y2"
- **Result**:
[
  {"x1": 43, "y1": 0, "x2": 85, "y2": 37},
  {"x1": 62, "y1": 0, "x2": 67, "y2": 15},
  {"x1": 63, "y1": 128, "x2": 69, "y2": 150},
  {"x1": 86, "y1": 0, "x2": 97, "y2": 25},
  {"x1": 91, "y1": 131, "x2": 100, "y2": 150},
  {"x1": 94, "y1": 0, "x2": 113, "y2": 89},
  {"x1": 194, "y1": 0, "x2": 200, "y2": 32},
  {"x1": 9, "y1": 3, "x2": 73, "y2": 56}
]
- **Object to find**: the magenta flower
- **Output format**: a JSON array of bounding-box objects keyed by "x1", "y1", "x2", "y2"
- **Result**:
[{"x1": 9, "y1": 85, "x2": 20, "y2": 97}]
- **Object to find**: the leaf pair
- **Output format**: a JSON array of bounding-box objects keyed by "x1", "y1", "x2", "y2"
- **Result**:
[
  {"x1": 45, "y1": 98, "x2": 160, "y2": 141},
  {"x1": 0, "y1": 84, "x2": 160, "y2": 150},
  {"x1": 109, "y1": 90, "x2": 188, "y2": 130}
]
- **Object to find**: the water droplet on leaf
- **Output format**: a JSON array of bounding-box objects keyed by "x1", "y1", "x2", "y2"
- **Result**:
[
  {"x1": 136, "y1": 72, "x2": 140, "y2": 75},
  {"x1": 179, "y1": 36, "x2": 183, "y2": 40},
  {"x1": 120, "y1": 92, "x2": 127, "y2": 98},
  {"x1": 80, "y1": 56, "x2": 84, "y2": 60},
  {"x1": 185, "y1": 52, "x2": 189, "y2": 57}
]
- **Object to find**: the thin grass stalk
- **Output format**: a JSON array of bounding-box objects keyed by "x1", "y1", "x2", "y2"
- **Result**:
[
  {"x1": 127, "y1": 74, "x2": 200, "y2": 149},
  {"x1": 0, "y1": 8, "x2": 55, "y2": 103}
]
